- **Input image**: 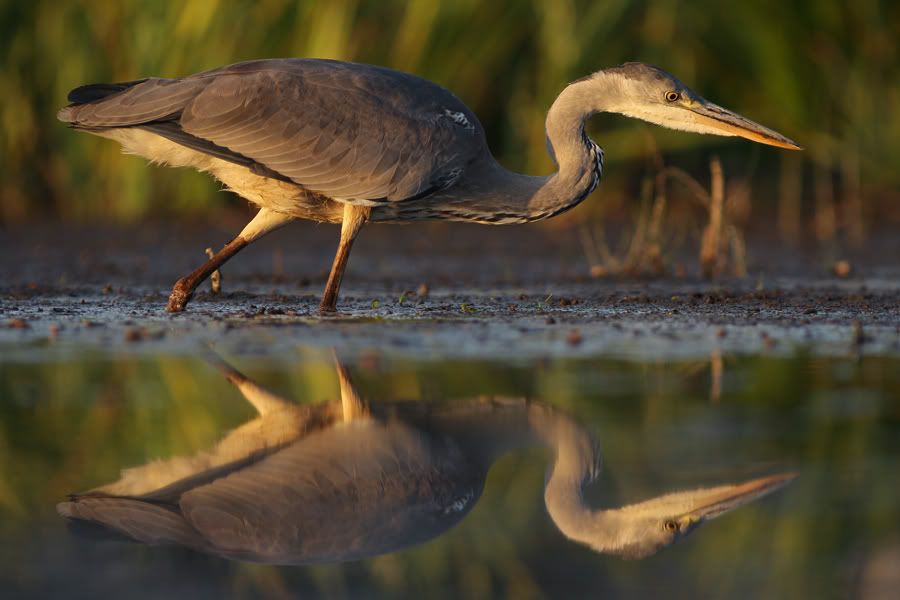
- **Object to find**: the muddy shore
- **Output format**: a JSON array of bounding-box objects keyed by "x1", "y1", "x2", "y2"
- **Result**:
[{"x1": 2, "y1": 220, "x2": 898, "y2": 361}]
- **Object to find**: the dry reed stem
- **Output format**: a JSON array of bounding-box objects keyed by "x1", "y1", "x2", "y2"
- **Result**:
[
  {"x1": 583, "y1": 156, "x2": 749, "y2": 279},
  {"x1": 622, "y1": 177, "x2": 654, "y2": 273},
  {"x1": 206, "y1": 248, "x2": 221, "y2": 294},
  {"x1": 700, "y1": 156, "x2": 725, "y2": 278},
  {"x1": 727, "y1": 225, "x2": 748, "y2": 277},
  {"x1": 659, "y1": 167, "x2": 711, "y2": 207},
  {"x1": 710, "y1": 348, "x2": 723, "y2": 403}
]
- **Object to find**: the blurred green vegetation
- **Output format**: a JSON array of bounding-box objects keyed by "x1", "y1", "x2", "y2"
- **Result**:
[
  {"x1": 2, "y1": 0, "x2": 899, "y2": 243},
  {"x1": 1, "y1": 352, "x2": 900, "y2": 597}
]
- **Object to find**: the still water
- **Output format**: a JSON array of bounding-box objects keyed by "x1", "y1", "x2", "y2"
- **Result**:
[{"x1": 2, "y1": 350, "x2": 899, "y2": 598}]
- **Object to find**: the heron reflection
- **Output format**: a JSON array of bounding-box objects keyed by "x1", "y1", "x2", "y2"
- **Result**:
[{"x1": 58, "y1": 357, "x2": 793, "y2": 562}]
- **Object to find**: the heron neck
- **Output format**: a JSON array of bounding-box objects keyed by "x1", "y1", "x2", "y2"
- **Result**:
[
  {"x1": 478, "y1": 74, "x2": 612, "y2": 223},
  {"x1": 393, "y1": 75, "x2": 610, "y2": 224}
]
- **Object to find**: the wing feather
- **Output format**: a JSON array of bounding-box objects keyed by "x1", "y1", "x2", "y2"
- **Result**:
[
  {"x1": 57, "y1": 496, "x2": 207, "y2": 550},
  {"x1": 61, "y1": 59, "x2": 483, "y2": 204}
]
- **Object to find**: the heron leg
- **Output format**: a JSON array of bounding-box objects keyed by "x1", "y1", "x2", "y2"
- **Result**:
[
  {"x1": 166, "y1": 208, "x2": 295, "y2": 313},
  {"x1": 319, "y1": 204, "x2": 371, "y2": 313}
]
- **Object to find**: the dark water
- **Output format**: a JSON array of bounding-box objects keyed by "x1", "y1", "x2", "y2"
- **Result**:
[{"x1": 2, "y1": 350, "x2": 899, "y2": 599}]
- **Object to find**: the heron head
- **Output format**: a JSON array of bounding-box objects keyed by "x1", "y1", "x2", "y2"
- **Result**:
[
  {"x1": 594, "y1": 62, "x2": 801, "y2": 150},
  {"x1": 606, "y1": 472, "x2": 796, "y2": 559}
]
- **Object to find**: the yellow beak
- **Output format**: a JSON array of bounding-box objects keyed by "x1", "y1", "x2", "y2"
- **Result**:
[{"x1": 688, "y1": 101, "x2": 802, "y2": 150}]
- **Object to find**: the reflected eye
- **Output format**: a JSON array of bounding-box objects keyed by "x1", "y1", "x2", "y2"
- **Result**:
[
  {"x1": 665, "y1": 91, "x2": 680, "y2": 102},
  {"x1": 664, "y1": 520, "x2": 679, "y2": 532}
]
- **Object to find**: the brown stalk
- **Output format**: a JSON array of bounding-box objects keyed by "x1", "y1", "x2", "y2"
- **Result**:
[
  {"x1": 700, "y1": 156, "x2": 725, "y2": 278},
  {"x1": 205, "y1": 248, "x2": 222, "y2": 294}
]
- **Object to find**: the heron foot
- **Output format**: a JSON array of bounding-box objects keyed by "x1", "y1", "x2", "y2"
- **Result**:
[
  {"x1": 317, "y1": 302, "x2": 338, "y2": 315},
  {"x1": 166, "y1": 279, "x2": 195, "y2": 313}
]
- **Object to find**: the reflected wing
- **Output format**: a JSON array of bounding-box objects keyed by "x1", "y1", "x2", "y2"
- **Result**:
[
  {"x1": 179, "y1": 422, "x2": 481, "y2": 564},
  {"x1": 60, "y1": 59, "x2": 484, "y2": 204}
]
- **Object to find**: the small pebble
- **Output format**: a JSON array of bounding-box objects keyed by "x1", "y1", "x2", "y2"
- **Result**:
[
  {"x1": 566, "y1": 330, "x2": 583, "y2": 346},
  {"x1": 589, "y1": 265, "x2": 609, "y2": 278},
  {"x1": 832, "y1": 260, "x2": 852, "y2": 278},
  {"x1": 8, "y1": 318, "x2": 29, "y2": 329}
]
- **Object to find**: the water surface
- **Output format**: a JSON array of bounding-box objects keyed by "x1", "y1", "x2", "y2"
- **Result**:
[{"x1": 2, "y1": 350, "x2": 899, "y2": 598}]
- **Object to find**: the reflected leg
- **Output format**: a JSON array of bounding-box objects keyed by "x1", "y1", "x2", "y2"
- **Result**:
[
  {"x1": 166, "y1": 208, "x2": 295, "y2": 313},
  {"x1": 333, "y1": 353, "x2": 368, "y2": 422},
  {"x1": 207, "y1": 352, "x2": 294, "y2": 415}
]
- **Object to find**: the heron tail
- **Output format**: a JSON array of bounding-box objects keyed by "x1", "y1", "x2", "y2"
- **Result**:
[
  {"x1": 66, "y1": 79, "x2": 148, "y2": 105},
  {"x1": 57, "y1": 79, "x2": 149, "y2": 124}
]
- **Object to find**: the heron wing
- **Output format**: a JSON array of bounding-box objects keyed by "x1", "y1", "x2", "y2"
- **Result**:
[{"x1": 61, "y1": 59, "x2": 485, "y2": 204}]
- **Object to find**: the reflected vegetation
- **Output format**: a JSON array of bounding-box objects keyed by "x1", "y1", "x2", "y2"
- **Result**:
[
  {"x1": 2, "y1": 352, "x2": 899, "y2": 597},
  {"x1": 57, "y1": 355, "x2": 792, "y2": 563}
]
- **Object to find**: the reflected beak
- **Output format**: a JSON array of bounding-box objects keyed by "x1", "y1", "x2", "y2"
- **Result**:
[
  {"x1": 687, "y1": 100, "x2": 802, "y2": 150},
  {"x1": 684, "y1": 472, "x2": 797, "y2": 522}
]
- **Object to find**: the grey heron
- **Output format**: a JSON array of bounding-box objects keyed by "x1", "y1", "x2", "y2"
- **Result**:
[
  {"x1": 58, "y1": 59, "x2": 800, "y2": 313},
  {"x1": 58, "y1": 356, "x2": 794, "y2": 562}
]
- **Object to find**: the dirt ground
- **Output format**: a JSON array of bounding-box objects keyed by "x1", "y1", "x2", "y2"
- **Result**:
[{"x1": 1, "y1": 219, "x2": 898, "y2": 361}]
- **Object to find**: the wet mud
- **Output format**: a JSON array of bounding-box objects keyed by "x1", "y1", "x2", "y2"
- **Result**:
[{"x1": 2, "y1": 221, "x2": 898, "y2": 361}]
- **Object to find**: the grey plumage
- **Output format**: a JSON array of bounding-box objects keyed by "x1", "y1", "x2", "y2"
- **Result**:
[
  {"x1": 60, "y1": 59, "x2": 484, "y2": 208},
  {"x1": 59, "y1": 59, "x2": 799, "y2": 312}
]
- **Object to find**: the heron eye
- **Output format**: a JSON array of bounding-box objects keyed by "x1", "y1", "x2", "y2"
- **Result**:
[
  {"x1": 665, "y1": 91, "x2": 680, "y2": 102},
  {"x1": 664, "y1": 520, "x2": 678, "y2": 532}
]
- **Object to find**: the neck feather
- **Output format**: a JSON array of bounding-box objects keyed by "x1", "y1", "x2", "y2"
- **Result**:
[
  {"x1": 488, "y1": 75, "x2": 610, "y2": 223},
  {"x1": 544, "y1": 468, "x2": 630, "y2": 554},
  {"x1": 540, "y1": 408, "x2": 629, "y2": 554},
  {"x1": 397, "y1": 75, "x2": 612, "y2": 224}
]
